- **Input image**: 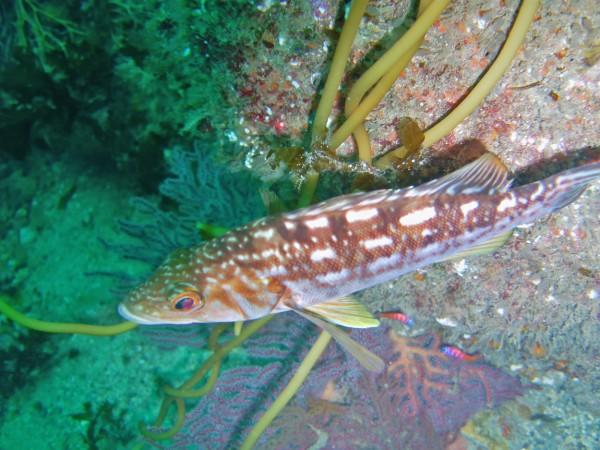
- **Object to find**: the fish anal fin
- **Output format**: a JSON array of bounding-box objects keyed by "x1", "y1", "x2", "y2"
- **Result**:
[
  {"x1": 295, "y1": 309, "x2": 385, "y2": 373},
  {"x1": 441, "y1": 230, "x2": 513, "y2": 262},
  {"x1": 409, "y1": 152, "x2": 512, "y2": 197},
  {"x1": 304, "y1": 296, "x2": 380, "y2": 328}
]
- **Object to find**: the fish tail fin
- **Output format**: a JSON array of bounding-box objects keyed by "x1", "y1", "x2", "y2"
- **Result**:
[
  {"x1": 548, "y1": 185, "x2": 588, "y2": 211},
  {"x1": 516, "y1": 160, "x2": 600, "y2": 216},
  {"x1": 544, "y1": 160, "x2": 600, "y2": 211}
]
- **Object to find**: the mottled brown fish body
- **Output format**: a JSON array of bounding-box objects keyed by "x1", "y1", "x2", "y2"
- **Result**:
[
  {"x1": 259, "y1": 192, "x2": 522, "y2": 309},
  {"x1": 118, "y1": 154, "x2": 599, "y2": 325}
]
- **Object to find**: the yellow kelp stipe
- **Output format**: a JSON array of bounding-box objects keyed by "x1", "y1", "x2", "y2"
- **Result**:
[
  {"x1": 0, "y1": 294, "x2": 137, "y2": 335},
  {"x1": 241, "y1": 330, "x2": 332, "y2": 450},
  {"x1": 139, "y1": 317, "x2": 273, "y2": 441},
  {"x1": 330, "y1": 0, "x2": 449, "y2": 158},
  {"x1": 296, "y1": 169, "x2": 320, "y2": 208},
  {"x1": 247, "y1": 5, "x2": 448, "y2": 449},
  {"x1": 311, "y1": 0, "x2": 369, "y2": 142},
  {"x1": 375, "y1": 0, "x2": 541, "y2": 168},
  {"x1": 343, "y1": 0, "x2": 448, "y2": 116}
]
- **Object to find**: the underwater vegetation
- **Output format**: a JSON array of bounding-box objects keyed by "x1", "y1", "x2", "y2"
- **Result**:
[
  {"x1": 142, "y1": 319, "x2": 524, "y2": 449},
  {"x1": 263, "y1": 328, "x2": 525, "y2": 450},
  {"x1": 70, "y1": 401, "x2": 134, "y2": 450},
  {"x1": 115, "y1": 144, "x2": 266, "y2": 269},
  {"x1": 1, "y1": 0, "x2": 599, "y2": 449},
  {"x1": 0, "y1": 0, "x2": 267, "y2": 185}
]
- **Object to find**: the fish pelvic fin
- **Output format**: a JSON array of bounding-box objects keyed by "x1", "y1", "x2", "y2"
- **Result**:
[
  {"x1": 304, "y1": 296, "x2": 380, "y2": 328},
  {"x1": 295, "y1": 309, "x2": 385, "y2": 373}
]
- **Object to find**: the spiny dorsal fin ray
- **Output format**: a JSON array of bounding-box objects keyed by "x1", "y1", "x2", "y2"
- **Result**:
[
  {"x1": 304, "y1": 296, "x2": 380, "y2": 328},
  {"x1": 295, "y1": 309, "x2": 385, "y2": 373},
  {"x1": 407, "y1": 153, "x2": 512, "y2": 197},
  {"x1": 440, "y1": 230, "x2": 513, "y2": 262}
]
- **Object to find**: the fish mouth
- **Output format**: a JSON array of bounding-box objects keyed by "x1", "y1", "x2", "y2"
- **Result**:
[
  {"x1": 117, "y1": 302, "x2": 203, "y2": 325},
  {"x1": 117, "y1": 303, "x2": 160, "y2": 325}
]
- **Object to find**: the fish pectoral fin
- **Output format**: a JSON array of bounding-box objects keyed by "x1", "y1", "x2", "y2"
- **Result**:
[
  {"x1": 304, "y1": 296, "x2": 380, "y2": 328},
  {"x1": 440, "y1": 230, "x2": 513, "y2": 262},
  {"x1": 294, "y1": 309, "x2": 385, "y2": 373},
  {"x1": 411, "y1": 152, "x2": 512, "y2": 196}
]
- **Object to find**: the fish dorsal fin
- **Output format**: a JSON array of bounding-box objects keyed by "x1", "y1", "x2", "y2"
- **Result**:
[
  {"x1": 304, "y1": 296, "x2": 380, "y2": 328},
  {"x1": 440, "y1": 230, "x2": 513, "y2": 262},
  {"x1": 407, "y1": 153, "x2": 512, "y2": 197},
  {"x1": 295, "y1": 309, "x2": 385, "y2": 373}
]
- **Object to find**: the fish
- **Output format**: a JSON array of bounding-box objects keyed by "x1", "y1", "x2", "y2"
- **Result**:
[
  {"x1": 118, "y1": 152, "x2": 600, "y2": 371},
  {"x1": 378, "y1": 311, "x2": 414, "y2": 326},
  {"x1": 440, "y1": 344, "x2": 481, "y2": 362}
]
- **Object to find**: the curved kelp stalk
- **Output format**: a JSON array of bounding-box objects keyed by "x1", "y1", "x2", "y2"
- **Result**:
[
  {"x1": 247, "y1": 0, "x2": 539, "y2": 447},
  {"x1": 0, "y1": 0, "x2": 541, "y2": 448},
  {"x1": 0, "y1": 294, "x2": 136, "y2": 335},
  {"x1": 139, "y1": 318, "x2": 272, "y2": 441},
  {"x1": 375, "y1": 0, "x2": 542, "y2": 168}
]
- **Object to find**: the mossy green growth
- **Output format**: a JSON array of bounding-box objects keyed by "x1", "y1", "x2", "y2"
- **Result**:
[
  {"x1": 70, "y1": 401, "x2": 134, "y2": 450},
  {"x1": 13, "y1": 0, "x2": 85, "y2": 77},
  {"x1": 114, "y1": 0, "x2": 264, "y2": 141},
  {"x1": 1, "y1": 0, "x2": 269, "y2": 185}
]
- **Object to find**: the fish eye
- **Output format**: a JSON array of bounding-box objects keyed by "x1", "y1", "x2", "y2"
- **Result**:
[{"x1": 170, "y1": 291, "x2": 204, "y2": 311}]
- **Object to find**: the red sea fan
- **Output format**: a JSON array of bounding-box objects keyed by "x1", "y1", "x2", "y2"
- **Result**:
[
  {"x1": 142, "y1": 317, "x2": 524, "y2": 449},
  {"x1": 263, "y1": 326, "x2": 525, "y2": 449}
]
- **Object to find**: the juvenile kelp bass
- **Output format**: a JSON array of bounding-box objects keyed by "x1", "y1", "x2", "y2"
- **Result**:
[{"x1": 119, "y1": 153, "x2": 600, "y2": 369}]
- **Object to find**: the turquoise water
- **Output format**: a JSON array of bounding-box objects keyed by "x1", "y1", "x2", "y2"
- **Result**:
[{"x1": 1, "y1": 1, "x2": 599, "y2": 449}]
